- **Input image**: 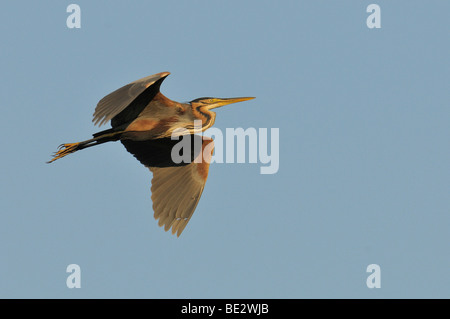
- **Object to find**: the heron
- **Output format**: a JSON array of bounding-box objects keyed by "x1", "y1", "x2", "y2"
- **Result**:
[{"x1": 48, "y1": 72, "x2": 254, "y2": 236}]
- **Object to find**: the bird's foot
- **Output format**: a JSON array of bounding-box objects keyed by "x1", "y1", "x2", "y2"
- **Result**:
[{"x1": 47, "y1": 143, "x2": 79, "y2": 163}]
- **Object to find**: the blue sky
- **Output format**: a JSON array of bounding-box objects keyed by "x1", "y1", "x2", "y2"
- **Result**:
[{"x1": 0, "y1": 1, "x2": 449, "y2": 298}]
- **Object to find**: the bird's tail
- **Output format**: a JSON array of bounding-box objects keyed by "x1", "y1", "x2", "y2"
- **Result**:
[{"x1": 47, "y1": 130, "x2": 123, "y2": 163}]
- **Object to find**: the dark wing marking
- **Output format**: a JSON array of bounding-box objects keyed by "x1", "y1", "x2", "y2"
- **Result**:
[{"x1": 120, "y1": 134, "x2": 202, "y2": 168}]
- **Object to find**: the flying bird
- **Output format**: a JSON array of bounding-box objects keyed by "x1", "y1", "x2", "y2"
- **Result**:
[{"x1": 48, "y1": 72, "x2": 254, "y2": 236}]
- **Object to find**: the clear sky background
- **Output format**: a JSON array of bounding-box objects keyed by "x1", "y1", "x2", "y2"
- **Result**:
[{"x1": 0, "y1": 1, "x2": 448, "y2": 298}]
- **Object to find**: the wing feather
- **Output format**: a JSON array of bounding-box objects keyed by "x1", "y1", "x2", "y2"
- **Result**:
[
  {"x1": 149, "y1": 138, "x2": 214, "y2": 236},
  {"x1": 151, "y1": 167, "x2": 191, "y2": 212},
  {"x1": 92, "y1": 72, "x2": 170, "y2": 126},
  {"x1": 150, "y1": 164, "x2": 206, "y2": 237},
  {"x1": 122, "y1": 134, "x2": 214, "y2": 237}
]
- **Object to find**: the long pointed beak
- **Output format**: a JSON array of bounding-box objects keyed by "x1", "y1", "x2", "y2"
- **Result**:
[{"x1": 207, "y1": 97, "x2": 255, "y2": 109}]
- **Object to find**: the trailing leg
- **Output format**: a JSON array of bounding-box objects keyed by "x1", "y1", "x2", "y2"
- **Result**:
[{"x1": 47, "y1": 131, "x2": 122, "y2": 163}]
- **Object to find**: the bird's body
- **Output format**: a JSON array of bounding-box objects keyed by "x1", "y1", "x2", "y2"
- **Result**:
[{"x1": 48, "y1": 72, "x2": 254, "y2": 236}]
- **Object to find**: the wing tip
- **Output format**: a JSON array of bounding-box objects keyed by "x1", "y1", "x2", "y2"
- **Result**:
[{"x1": 153, "y1": 214, "x2": 188, "y2": 238}]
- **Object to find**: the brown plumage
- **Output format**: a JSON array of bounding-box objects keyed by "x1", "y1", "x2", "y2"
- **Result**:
[{"x1": 48, "y1": 72, "x2": 254, "y2": 236}]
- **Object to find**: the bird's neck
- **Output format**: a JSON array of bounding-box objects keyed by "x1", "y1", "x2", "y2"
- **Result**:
[{"x1": 190, "y1": 105, "x2": 216, "y2": 133}]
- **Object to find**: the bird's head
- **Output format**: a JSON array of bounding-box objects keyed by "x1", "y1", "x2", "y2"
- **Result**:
[
  {"x1": 186, "y1": 96, "x2": 255, "y2": 133},
  {"x1": 190, "y1": 97, "x2": 255, "y2": 111}
]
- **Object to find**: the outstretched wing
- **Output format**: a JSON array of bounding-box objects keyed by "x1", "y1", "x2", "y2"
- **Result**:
[
  {"x1": 92, "y1": 72, "x2": 170, "y2": 127},
  {"x1": 122, "y1": 135, "x2": 214, "y2": 237},
  {"x1": 150, "y1": 137, "x2": 214, "y2": 237}
]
